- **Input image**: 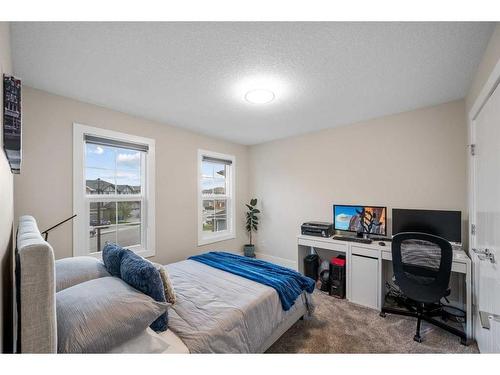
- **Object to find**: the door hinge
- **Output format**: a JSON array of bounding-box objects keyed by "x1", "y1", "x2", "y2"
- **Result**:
[
  {"x1": 470, "y1": 144, "x2": 476, "y2": 156},
  {"x1": 471, "y1": 224, "x2": 476, "y2": 235},
  {"x1": 472, "y1": 248, "x2": 496, "y2": 263}
]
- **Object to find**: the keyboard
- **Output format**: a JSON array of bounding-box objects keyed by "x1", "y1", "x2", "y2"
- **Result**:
[{"x1": 332, "y1": 235, "x2": 373, "y2": 244}]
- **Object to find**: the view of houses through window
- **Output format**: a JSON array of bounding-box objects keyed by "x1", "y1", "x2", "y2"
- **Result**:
[
  {"x1": 202, "y1": 163, "x2": 228, "y2": 233},
  {"x1": 85, "y1": 142, "x2": 143, "y2": 253},
  {"x1": 199, "y1": 151, "x2": 234, "y2": 245}
]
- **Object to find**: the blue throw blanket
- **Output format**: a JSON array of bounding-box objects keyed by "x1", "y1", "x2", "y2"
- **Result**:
[{"x1": 188, "y1": 252, "x2": 315, "y2": 311}]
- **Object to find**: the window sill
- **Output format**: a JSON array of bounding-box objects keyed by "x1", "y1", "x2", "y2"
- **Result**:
[
  {"x1": 85, "y1": 248, "x2": 155, "y2": 259},
  {"x1": 198, "y1": 233, "x2": 236, "y2": 246},
  {"x1": 135, "y1": 249, "x2": 155, "y2": 258}
]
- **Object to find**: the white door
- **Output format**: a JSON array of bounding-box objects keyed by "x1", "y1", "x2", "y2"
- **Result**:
[{"x1": 471, "y1": 81, "x2": 500, "y2": 353}]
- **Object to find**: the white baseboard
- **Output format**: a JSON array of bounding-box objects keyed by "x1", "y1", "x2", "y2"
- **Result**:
[{"x1": 254, "y1": 251, "x2": 297, "y2": 270}]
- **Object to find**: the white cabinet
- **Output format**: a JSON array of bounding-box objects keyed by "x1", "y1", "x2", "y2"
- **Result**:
[{"x1": 350, "y1": 253, "x2": 379, "y2": 309}]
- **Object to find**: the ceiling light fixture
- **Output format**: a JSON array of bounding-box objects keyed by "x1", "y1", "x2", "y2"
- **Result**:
[{"x1": 244, "y1": 89, "x2": 275, "y2": 104}]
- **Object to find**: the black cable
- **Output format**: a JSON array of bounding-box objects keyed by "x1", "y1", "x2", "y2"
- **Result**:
[{"x1": 384, "y1": 282, "x2": 407, "y2": 305}]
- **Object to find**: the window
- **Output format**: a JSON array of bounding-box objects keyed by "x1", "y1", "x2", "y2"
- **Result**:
[
  {"x1": 73, "y1": 124, "x2": 155, "y2": 257},
  {"x1": 198, "y1": 150, "x2": 235, "y2": 245}
]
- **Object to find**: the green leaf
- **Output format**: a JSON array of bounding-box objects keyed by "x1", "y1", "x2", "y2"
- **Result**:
[
  {"x1": 250, "y1": 198, "x2": 257, "y2": 206},
  {"x1": 252, "y1": 209, "x2": 260, "y2": 214},
  {"x1": 245, "y1": 204, "x2": 253, "y2": 210}
]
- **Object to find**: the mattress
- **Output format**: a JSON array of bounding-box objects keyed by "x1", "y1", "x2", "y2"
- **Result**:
[{"x1": 164, "y1": 259, "x2": 310, "y2": 353}]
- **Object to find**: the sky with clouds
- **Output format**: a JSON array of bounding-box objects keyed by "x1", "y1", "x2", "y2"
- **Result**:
[
  {"x1": 86, "y1": 143, "x2": 228, "y2": 193},
  {"x1": 201, "y1": 161, "x2": 226, "y2": 193},
  {"x1": 86, "y1": 143, "x2": 141, "y2": 187}
]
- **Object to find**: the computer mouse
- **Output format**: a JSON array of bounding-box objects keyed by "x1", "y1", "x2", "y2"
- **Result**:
[{"x1": 379, "y1": 241, "x2": 386, "y2": 246}]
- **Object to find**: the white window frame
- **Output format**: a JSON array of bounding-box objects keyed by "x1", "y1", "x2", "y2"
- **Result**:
[
  {"x1": 73, "y1": 123, "x2": 155, "y2": 258},
  {"x1": 198, "y1": 149, "x2": 236, "y2": 246}
]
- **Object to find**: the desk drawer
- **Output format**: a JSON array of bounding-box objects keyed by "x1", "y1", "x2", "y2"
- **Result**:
[
  {"x1": 351, "y1": 245, "x2": 379, "y2": 259},
  {"x1": 381, "y1": 250, "x2": 467, "y2": 273},
  {"x1": 381, "y1": 251, "x2": 392, "y2": 261},
  {"x1": 451, "y1": 262, "x2": 467, "y2": 273},
  {"x1": 298, "y1": 237, "x2": 347, "y2": 253}
]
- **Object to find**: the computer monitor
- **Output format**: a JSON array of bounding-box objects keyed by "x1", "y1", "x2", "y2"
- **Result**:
[
  {"x1": 392, "y1": 208, "x2": 461, "y2": 243},
  {"x1": 333, "y1": 205, "x2": 387, "y2": 236}
]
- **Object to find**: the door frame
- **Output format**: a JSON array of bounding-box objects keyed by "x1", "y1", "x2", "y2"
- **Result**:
[{"x1": 467, "y1": 57, "x2": 500, "y2": 348}]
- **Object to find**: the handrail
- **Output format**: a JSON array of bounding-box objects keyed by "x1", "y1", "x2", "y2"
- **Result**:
[{"x1": 41, "y1": 214, "x2": 77, "y2": 241}]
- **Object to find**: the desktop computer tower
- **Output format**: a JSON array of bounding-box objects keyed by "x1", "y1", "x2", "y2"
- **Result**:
[{"x1": 329, "y1": 256, "x2": 346, "y2": 298}]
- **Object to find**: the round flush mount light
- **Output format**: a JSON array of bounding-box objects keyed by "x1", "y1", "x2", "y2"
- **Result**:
[
  {"x1": 231, "y1": 74, "x2": 289, "y2": 106},
  {"x1": 244, "y1": 89, "x2": 275, "y2": 104}
]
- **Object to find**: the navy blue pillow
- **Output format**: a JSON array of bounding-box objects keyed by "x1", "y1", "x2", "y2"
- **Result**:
[
  {"x1": 102, "y1": 243, "x2": 127, "y2": 276},
  {"x1": 120, "y1": 250, "x2": 168, "y2": 332}
]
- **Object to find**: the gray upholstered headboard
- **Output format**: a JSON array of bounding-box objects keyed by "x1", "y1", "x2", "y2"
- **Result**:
[{"x1": 16, "y1": 215, "x2": 57, "y2": 353}]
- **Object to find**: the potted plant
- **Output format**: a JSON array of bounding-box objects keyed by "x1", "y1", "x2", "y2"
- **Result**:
[{"x1": 244, "y1": 198, "x2": 260, "y2": 257}]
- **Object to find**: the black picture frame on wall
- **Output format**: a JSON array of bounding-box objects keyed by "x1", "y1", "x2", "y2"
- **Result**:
[{"x1": 3, "y1": 74, "x2": 22, "y2": 174}]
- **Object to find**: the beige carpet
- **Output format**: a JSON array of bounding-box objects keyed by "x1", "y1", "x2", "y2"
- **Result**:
[{"x1": 267, "y1": 290, "x2": 479, "y2": 353}]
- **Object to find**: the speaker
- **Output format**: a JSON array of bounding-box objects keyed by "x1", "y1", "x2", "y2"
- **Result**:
[{"x1": 303, "y1": 254, "x2": 319, "y2": 281}]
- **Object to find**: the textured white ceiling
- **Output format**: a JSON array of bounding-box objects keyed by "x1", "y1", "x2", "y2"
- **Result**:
[{"x1": 11, "y1": 22, "x2": 494, "y2": 145}]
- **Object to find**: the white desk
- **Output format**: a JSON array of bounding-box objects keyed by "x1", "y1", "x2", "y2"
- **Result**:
[{"x1": 297, "y1": 234, "x2": 472, "y2": 340}]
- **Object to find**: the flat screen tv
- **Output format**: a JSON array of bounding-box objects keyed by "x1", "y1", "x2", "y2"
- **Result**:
[
  {"x1": 333, "y1": 205, "x2": 387, "y2": 236},
  {"x1": 392, "y1": 208, "x2": 461, "y2": 243}
]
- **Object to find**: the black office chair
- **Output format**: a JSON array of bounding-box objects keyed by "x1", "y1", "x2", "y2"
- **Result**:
[{"x1": 380, "y1": 232, "x2": 466, "y2": 344}]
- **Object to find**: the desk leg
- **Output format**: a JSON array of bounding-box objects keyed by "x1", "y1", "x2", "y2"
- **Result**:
[
  {"x1": 378, "y1": 257, "x2": 383, "y2": 311},
  {"x1": 466, "y1": 262, "x2": 472, "y2": 342}
]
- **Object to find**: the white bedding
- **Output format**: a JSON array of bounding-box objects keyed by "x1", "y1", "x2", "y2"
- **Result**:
[
  {"x1": 109, "y1": 328, "x2": 189, "y2": 354},
  {"x1": 164, "y1": 259, "x2": 310, "y2": 353},
  {"x1": 110, "y1": 258, "x2": 311, "y2": 354}
]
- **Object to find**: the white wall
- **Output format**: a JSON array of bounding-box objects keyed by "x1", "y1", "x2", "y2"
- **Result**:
[
  {"x1": 249, "y1": 100, "x2": 468, "y2": 267},
  {"x1": 466, "y1": 23, "x2": 500, "y2": 113},
  {"x1": 0, "y1": 22, "x2": 14, "y2": 353},
  {"x1": 14, "y1": 87, "x2": 250, "y2": 264}
]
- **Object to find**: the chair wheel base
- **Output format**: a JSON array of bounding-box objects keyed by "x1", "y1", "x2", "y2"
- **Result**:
[
  {"x1": 413, "y1": 335, "x2": 422, "y2": 343},
  {"x1": 460, "y1": 338, "x2": 468, "y2": 346},
  {"x1": 379, "y1": 312, "x2": 386, "y2": 318}
]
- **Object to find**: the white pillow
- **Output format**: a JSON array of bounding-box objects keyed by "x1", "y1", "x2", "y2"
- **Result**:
[
  {"x1": 55, "y1": 256, "x2": 110, "y2": 292},
  {"x1": 56, "y1": 277, "x2": 169, "y2": 353}
]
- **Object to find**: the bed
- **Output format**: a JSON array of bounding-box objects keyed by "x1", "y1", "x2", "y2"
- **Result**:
[{"x1": 15, "y1": 216, "x2": 311, "y2": 353}]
